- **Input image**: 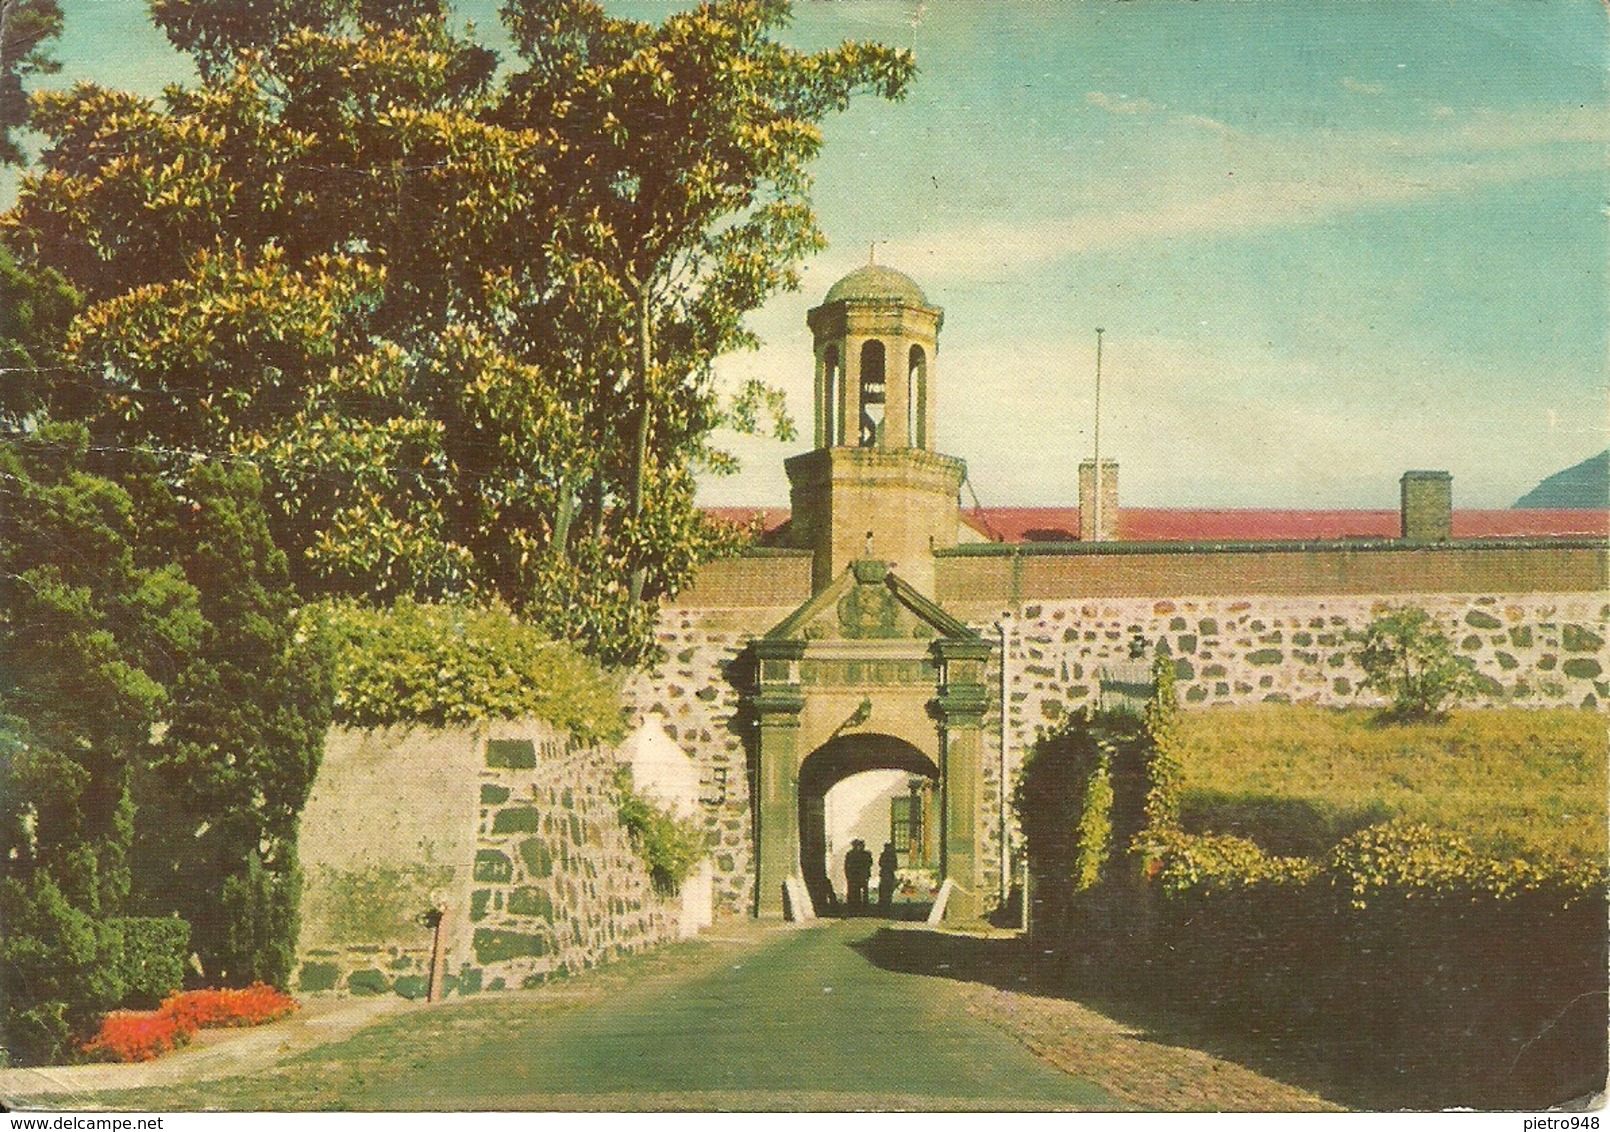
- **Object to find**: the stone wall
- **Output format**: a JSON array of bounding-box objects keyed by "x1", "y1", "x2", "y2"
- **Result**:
[
  {"x1": 296, "y1": 719, "x2": 678, "y2": 998},
  {"x1": 622, "y1": 609, "x2": 786, "y2": 916},
  {"x1": 993, "y1": 592, "x2": 1609, "y2": 723},
  {"x1": 963, "y1": 590, "x2": 1610, "y2": 901},
  {"x1": 623, "y1": 583, "x2": 1610, "y2": 918}
]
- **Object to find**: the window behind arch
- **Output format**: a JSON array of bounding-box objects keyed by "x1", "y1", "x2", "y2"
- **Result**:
[
  {"x1": 908, "y1": 344, "x2": 927, "y2": 449},
  {"x1": 859, "y1": 340, "x2": 886, "y2": 447},
  {"x1": 823, "y1": 345, "x2": 840, "y2": 446}
]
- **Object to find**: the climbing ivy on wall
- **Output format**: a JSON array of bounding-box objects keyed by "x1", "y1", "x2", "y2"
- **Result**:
[
  {"x1": 1018, "y1": 663, "x2": 1182, "y2": 916},
  {"x1": 300, "y1": 598, "x2": 624, "y2": 741},
  {"x1": 614, "y1": 769, "x2": 707, "y2": 896},
  {"x1": 1134, "y1": 654, "x2": 1183, "y2": 859},
  {"x1": 1016, "y1": 712, "x2": 1130, "y2": 901}
]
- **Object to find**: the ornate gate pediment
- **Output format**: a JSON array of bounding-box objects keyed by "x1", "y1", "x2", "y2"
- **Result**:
[{"x1": 763, "y1": 558, "x2": 979, "y2": 646}]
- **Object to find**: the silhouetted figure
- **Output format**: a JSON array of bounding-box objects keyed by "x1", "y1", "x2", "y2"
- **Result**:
[
  {"x1": 878, "y1": 841, "x2": 898, "y2": 912},
  {"x1": 844, "y1": 839, "x2": 873, "y2": 912}
]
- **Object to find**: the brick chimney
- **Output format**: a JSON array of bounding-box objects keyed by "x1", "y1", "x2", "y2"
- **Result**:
[
  {"x1": 1400, "y1": 470, "x2": 1452, "y2": 543},
  {"x1": 1079, "y1": 460, "x2": 1118, "y2": 542}
]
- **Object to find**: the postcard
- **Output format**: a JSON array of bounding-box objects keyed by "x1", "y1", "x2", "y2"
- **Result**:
[{"x1": 1, "y1": 0, "x2": 1604, "y2": 1118}]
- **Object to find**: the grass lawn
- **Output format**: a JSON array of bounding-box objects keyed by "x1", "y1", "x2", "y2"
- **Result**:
[{"x1": 1175, "y1": 705, "x2": 1608, "y2": 863}]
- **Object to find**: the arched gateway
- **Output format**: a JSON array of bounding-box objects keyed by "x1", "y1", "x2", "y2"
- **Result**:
[
  {"x1": 797, "y1": 731, "x2": 937, "y2": 913},
  {"x1": 746, "y1": 560, "x2": 991, "y2": 920}
]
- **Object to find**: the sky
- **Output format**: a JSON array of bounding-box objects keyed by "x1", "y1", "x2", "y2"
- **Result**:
[{"x1": 15, "y1": 1, "x2": 1610, "y2": 509}]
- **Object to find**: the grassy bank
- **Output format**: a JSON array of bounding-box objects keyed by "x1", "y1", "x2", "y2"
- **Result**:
[{"x1": 1175, "y1": 705, "x2": 1607, "y2": 863}]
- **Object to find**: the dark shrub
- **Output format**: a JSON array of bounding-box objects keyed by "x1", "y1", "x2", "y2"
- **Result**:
[
  {"x1": 1130, "y1": 823, "x2": 1607, "y2": 1108},
  {"x1": 0, "y1": 874, "x2": 125, "y2": 1065},
  {"x1": 110, "y1": 916, "x2": 190, "y2": 1007}
]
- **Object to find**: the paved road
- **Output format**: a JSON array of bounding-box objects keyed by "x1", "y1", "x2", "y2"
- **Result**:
[
  {"x1": 374, "y1": 920, "x2": 1116, "y2": 1110},
  {"x1": 6, "y1": 921, "x2": 1118, "y2": 1111}
]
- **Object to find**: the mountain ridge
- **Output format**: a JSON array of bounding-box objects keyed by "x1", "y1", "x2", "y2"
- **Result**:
[{"x1": 1513, "y1": 451, "x2": 1609, "y2": 509}]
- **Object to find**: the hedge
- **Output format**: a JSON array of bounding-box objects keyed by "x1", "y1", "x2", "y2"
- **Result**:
[
  {"x1": 299, "y1": 597, "x2": 624, "y2": 741},
  {"x1": 109, "y1": 917, "x2": 190, "y2": 1008},
  {"x1": 1056, "y1": 823, "x2": 1608, "y2": 1108},
  {"x1": 1018, "y1": 669, "x2": 1608, "y2": 1108}
]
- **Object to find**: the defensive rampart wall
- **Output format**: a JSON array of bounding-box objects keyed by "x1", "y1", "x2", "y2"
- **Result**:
[
  {"x1": 934, "y1": 540, "x2": 1606, "y2": 609},
  {"x1": 295, "y1": 720, "x2": 679, "y2": 998},
  {"x1": 625, "y1": 542, "x2": 1609, "y2": 915}
]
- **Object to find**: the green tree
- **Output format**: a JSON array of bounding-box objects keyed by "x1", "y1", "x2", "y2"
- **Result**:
[
  {"x1": 496, "y1": 0, "x2": 908, "y2": 604},
  {"x1": 1355, "y1": 606, "x2": 1478, "y2": 721},
  {"x1": 0, "y1": 871, "x2": 124, "y2": 1064},
  {"x1": 0, "y1": 424, "x2": 204, "y2": 1061},
  {"x1": 0, "y1": 427, "x2": 331, "y2": 1055},
  {"x1": 0, "y1": 243, "x2": 78, "y2": 443},
  {"x1": 0, "y1": 425, "x2": 204, "y2": 912},
  {"x1": 6, "y1": 0, "x2": 914, "y2": 665},
  {"x1": 130, "y1": 459, "x2": 333, "y2": 987},
  {"x1": 0, "y1": 0, "x2": 62, "y2": 165}
]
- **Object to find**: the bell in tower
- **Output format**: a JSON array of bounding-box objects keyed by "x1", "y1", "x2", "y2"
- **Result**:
[{"x1": 785, "y1": 259, "x2": 966, "y2": 595}]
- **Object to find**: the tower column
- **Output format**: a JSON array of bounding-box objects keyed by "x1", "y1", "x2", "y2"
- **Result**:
[
  {"x1": 922, "y1": 351, "x2": 937, "y2": 451},
  {"x1": 935, "y1": 639, "x2": 993, "y2": 921},
  {"x1": 842, "y1": 334, "x2": 864, "y2": 448},
  {"x1": 814, "y1": 347, "x2": 828, "y2": 449},
  {"x1": 885, "y1": 338, "x2": 910, "y2": 449}
]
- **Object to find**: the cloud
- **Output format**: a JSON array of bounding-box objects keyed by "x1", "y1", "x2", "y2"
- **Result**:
[
  {"x1": 880, "y1": 157, "x2": 1593, "y2": 281},
  {"x1": 1426, "y1": 105, "x2": 1607, "y2": 151},
  {"x1": 1342, "y1": 76, "x2": 1385, "y2": 96},
  {"x1": 871, "y1": 108, "x2": 1605, "y2": 281},
  {"x1": 1086, "y1": 91, "x2": 1164, "y2": 115},
  {"x1": 1177, "y1": 113, "x2": 1236, "y2": 136}
]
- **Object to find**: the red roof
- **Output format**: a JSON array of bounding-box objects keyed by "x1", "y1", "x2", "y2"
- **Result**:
[
  {"x1": 966, "y1": 507, "x2": 1610, "y2": 542},
  {"x1": 705, "y1": 506, "x2": 1607, "y2": 544},
  {"x1": 705, "y1": 507, "x2": 793, "y2": 536}
]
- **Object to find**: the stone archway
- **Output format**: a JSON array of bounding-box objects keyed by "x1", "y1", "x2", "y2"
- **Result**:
[
  {"x1": 797, "y1": 733, "x2": 939, "y2": 913},
  {"x1": 745, "y1": 560, "x2": 993, "y2": 920}
]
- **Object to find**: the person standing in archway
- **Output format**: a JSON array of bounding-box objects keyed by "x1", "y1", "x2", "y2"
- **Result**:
[
  {"x1": 845, "y1": 839, "x2": 872, "y2": 912},
  {"x1": 878, "y1": 841, "x2": 898, "y2": 913}
]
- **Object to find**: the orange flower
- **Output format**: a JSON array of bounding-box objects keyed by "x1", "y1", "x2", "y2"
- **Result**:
[
  {"x1": 160, "y1": 983, "x2": 298, "y2": 1030},
  {"x1": 81, "y1": 1010, "x2": 192, "y2": 1062},
  {"x1": 84, "y1": 984, "x2": 299, "y2": 1063}
]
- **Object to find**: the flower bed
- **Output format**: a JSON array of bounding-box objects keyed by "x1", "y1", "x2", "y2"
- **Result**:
[
  {"x1": 82, "y1": 983, "x2": 299, "y2": 1063},
  {"x1": 162, "y1": 984, "x2": 299, "y2": 1031},
  {"x1": 80, "y1": 1010, "x2": 192, "y2": 1063}
]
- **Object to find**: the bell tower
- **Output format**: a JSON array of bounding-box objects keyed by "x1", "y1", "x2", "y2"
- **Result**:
[{"x1": 785, "y1": 261, "x2": 965, "y2": 595}]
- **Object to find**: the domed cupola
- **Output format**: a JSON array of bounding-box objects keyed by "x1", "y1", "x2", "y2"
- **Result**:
[
  {"x1": 807, "y1": 258, "x2": 944, "y2": 452},
  {"x1": 822, "y1": 263, "x2": 930, "y2": 307}
]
